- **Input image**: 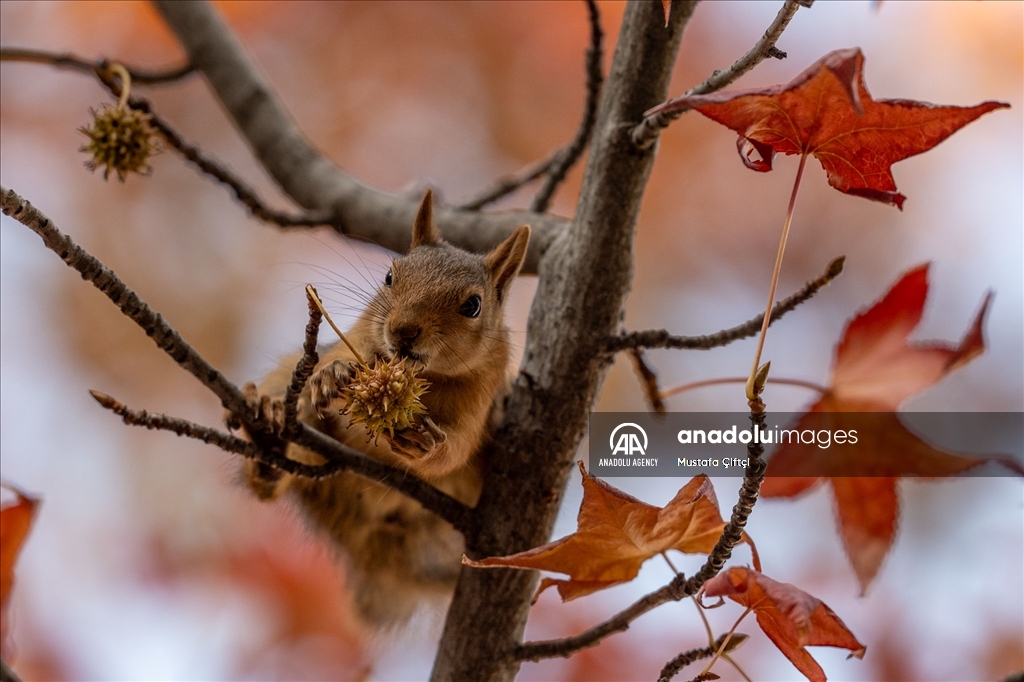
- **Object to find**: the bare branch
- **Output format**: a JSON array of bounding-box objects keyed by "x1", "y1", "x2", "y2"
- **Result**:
[
  {"x1": 147, "y1": 108, "x2": 335, "y2": 227},
  {"x1": 605, "y1": 255, "x2": 843, "y2": 353},
  {"x1": 2, "y1": 45, "x2": 331, "y2": 227},
  {"x1": 629, "y1": 348, "x2": 666, "y2": 413},
  {"x1": 658, "y1": 637, "x2": 731, "y2": 682},
  {"x1": 632, "y1": 0, "x2": 808, "y2": 148},
  {"x1": 0, "y1": 185, "x2": 475, "y2": 536},
  {"x1": 1, "y1": 184, "x2": 245, "y2": 411},
  {"x1": 0, "y1": 46, "x2": 194, "y2": 84},
  {"x1": 282, "y1": 287, "x2": 323, "y2": 434},
  {"x1": 456, "y1": 154, "x2": 554, "y2": 211},
  {"x1": 515, "y1": 398, "x2": 768, "y2": 662},
  {"x1": 153, "y1": 0, "x2": 567, "y2": 273},
  {"x1": 89, "y1": 390, "x2": 346, "y2": 480},
  {"x1": 91, "y1": 69, "x2": 333, "y2": 228},
  {"x1": 530, "y1": 0, "x2": 604, "y2": 213}
]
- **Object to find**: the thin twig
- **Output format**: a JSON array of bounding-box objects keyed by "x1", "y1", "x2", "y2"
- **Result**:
[
  {"x1": 456, "y1": 0, "x2": 603, "y2": 213},
  {"x1": 2, "y1": 45, "x2": 314, "y2": 229},
  {"x1": 456, "y1": 155, "x2": 553, "y2": 211},
  {"x1": 0, "y1": 185, "x2": 475, "y2": 536},
  {"x1": 658, "y1": 634, "x2": 734, "y2": 682},
  {"x1": 0, "y1": 46, "x2": 194, "y2": 84},
  {"x1": 515, "y1": 397, "x2": 768, "y2": 662},
  {"x1": 1, "y1": 185, "x2": 246, "y2": 412},
  {"x1": 282, "y1": 287, "x2": 323, "y2": 435},
  {"x1": 530, "y1": 0, "x2": 603, "y2": 213},
  {"x1": 630, "y1": 348, "x2": 666, "y2": 414},
  {"x1": 660, "y1": 375, "x2": 827, "y2": 400},
  {"x1": 93, "y1": 69, "x2": 334, "y2": 228},
  {"x1": 685, "y1": 671, "x2": 719, "y2": 682},
  {"x1": 632, "y1": 0, "x2": 807, "y2": 148},
  {"x1": 306, "y1": 284, "x2": 365, "y2": 365},
  {"x1": 606, "y1": 255, "x2": 843, "y2": 353},
  {"x1": 89, "y1": 390, "x2": 344, "y2": 480}
]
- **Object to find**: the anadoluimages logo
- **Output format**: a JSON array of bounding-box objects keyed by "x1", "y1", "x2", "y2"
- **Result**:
[{"x1": 609, "y1": 422, "x2": 648, "y2": 456}]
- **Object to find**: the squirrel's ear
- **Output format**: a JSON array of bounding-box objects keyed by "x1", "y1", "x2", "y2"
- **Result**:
[
  {"x1": 484, "y1": 224, "x2": 530, "y2": 303},
  {"x1": 411, "y1": 189, "x2": 442, "y2": 248}
]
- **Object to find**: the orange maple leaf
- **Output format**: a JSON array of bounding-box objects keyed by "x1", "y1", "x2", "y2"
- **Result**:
[
  {"x1": 761, "y1": 264, "x2": 1023, "y2": 593},
  {"x1": 464, "y1": 462, "x2": 759, "y2": 602},
  {"x1": 701, "y1": 567, "x2": 866, "y2": 682},
  {"x1": 646, "y1": 48, "x2": 1009, "y2": 208},
  {"x1": 1, "y1": 483, "x2": 40, "y2": 658}
]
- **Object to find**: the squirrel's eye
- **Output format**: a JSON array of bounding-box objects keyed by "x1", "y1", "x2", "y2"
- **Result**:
[
  {"x1": 459, "y1": 294, "x2": 482, "y2": 318},
  {"x1": 384, "y1": 269, "x2": 393, "y2": 287}
]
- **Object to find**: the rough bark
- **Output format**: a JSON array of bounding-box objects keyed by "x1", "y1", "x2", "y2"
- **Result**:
[{"x1": 430, "y1": 2, "x2": 698, "y2": 680}]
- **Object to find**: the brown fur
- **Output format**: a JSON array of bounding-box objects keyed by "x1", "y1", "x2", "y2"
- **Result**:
[{"x1": 241, "y1": 190, "x2": 529, "y2": 627}]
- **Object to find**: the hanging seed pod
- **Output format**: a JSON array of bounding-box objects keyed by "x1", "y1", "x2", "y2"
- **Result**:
[
  {"x1": 340, "y1": 356, "x2": 429, "y2": 443},
  {"x1": 79, "y1": 104, "x2": 157, "y2": 182}
]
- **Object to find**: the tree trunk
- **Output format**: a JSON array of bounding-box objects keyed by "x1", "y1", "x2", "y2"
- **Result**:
[{"x1": 429, "y1": 2, "x2": 698, "y2": 680}]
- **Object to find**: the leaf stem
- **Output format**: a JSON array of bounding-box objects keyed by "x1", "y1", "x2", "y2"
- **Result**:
[
  {"x1": 109, "y1": 63, "x2": 131, "y2": 108},
  {"x1": 305, "y1": 284, "x2": 366, "y2": 366},
  {"x1": 701, "y1": 606, "x2": 752, "y2": 678},
  {"x1": 692, "y1": 595, "x2": 716, "y2": 647},
  {"x1": 663, "y1": 375, "x2": 827, "y2": 399},
  {"x1": 746, "y1": 152, "x2": 808, "y2": 399},
  {"x1": 661, "y1": 551, "x2": 682, "y2": 576}
]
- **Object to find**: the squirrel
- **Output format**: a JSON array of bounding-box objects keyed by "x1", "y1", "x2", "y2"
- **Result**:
[{"x1": 235, "y1": 190, "x2": 530, "y2": 628}]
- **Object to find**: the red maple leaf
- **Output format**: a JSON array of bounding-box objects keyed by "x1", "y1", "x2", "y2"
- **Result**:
[
  {"x1": 761, "y1": 264, "x2": 1023, "y2": 592},
  {"x1": 646, "y1": 48, "x2": 1009, "y2": 208},
  {"x1": 464, "y1": 462, "x2": 759, "y2": 602},
  {"x1": 702, "y1": 567, "x2": 866, "y2": 682},
  {"x1": 1, "y1": 483, "x2": 40, "y2": 659}
]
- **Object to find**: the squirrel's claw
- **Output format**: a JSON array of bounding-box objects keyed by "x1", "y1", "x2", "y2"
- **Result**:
[
  {"x1": 234, "y1": 381, "x2": 287, "y2": 437},
  {"x1": 310, "y1": 359, "x2": 355, "y2": 419},
  {"x1": 385, "y1": 420, "x2": 447, "y2": 460}
]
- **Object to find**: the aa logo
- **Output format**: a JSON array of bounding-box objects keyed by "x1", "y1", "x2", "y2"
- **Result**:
[{"x1": 609, "y1": 423, "x2": 648, "y2": 456}]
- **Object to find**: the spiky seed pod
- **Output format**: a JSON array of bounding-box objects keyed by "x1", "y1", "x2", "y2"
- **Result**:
[
  {"x1": 341, "y1": 357, "x2": 429, "y2": 443},
  {"x1": 79, "y1": 104, "x2": 157, "y2": 182}
]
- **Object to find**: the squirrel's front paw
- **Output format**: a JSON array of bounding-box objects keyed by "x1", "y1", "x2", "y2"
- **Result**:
[
  {"x1": 309, "y1": 359, "x2": 355, "y2": 419},
  {"x1": 385, "y1": 418, "x2": 447, "y2": 460},
  {"x1": 225, "y1": 382, "x2": 286, "y2": 437}
]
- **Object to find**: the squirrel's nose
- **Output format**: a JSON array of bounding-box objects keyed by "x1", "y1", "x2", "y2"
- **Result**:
[{"x1": 390, "y1": 322, "x2": 421, "y2": 344}]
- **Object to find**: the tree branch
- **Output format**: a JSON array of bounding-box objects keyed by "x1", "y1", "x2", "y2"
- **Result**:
[
  {"x1": 0, "y1": 46, "x2": 194, "y2": 84},
  {"x1": 658, "y1": 635, "x2": 736, "y2": 682},
  {"x1": 455, "y1": 155, "x2": 553, "y2": 211},
  {"x1": 457, "y1": 0, "x2": 603, "y2": 214},
  {"x1": 530, "y1": 0, "x2": 604, "y2": 213},
  {"x1": 605, "y1": 255, "x2": 843, "y2": 353},
  {"x1": 0, "y1": 185, "x2": 475, "y2": 537},
  {"x1": 91, "y1": 69, "x2": 333, "y2": 228},
  {"x1": 515, "y1": 398, "x2": 768, "y2": 662},
  {"x1": 629, "y1": 348, "x2": 666, "y2": 413},
  {"x1": 282, "y1": 287, "x2": 323, "y2": 434},
  {"x1": 89, "y1": 390, "x2": 346, "y2": 480},
  {"x1": 632, "y1": 0, "x2": 808, "y2": 148},
  {"x1": 152, "y1": 0, "x2": 567, "y2": 273}
]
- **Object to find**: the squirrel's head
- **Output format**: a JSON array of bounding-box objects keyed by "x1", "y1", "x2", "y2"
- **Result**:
[{"x1": 376, "y1": 190, "x2": 530, "y2": 378}]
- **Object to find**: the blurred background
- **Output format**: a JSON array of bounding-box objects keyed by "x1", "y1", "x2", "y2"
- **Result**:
[{"x1": 1, "y1": 1, "x2": 1021, "y2": 680}]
